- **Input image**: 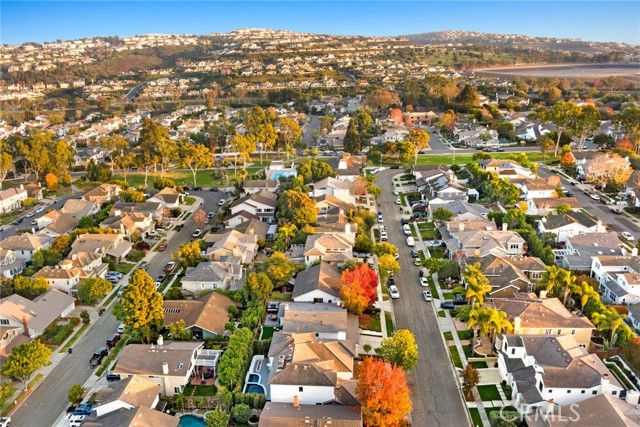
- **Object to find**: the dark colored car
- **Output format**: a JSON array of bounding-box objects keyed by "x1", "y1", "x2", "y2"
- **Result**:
[
  {"x1": 564, "y1": 191, "x2": 574, "y2": 197},
  {"x1": 12, "y1": 218, "x2": 23, "y2": 225},
  {"x1": 387, "y1": 278, "x2": 396, "y2": 287},
  {"x1": 209, "y1": 187, "x2": 219, "y2": 192},
  {"x1": 106, "y1": 372, "x2": 121, "y2": 382},
  {"x1": 440, "y1": 301, "x2": 455, "y2": 309},
  {"x1": 419, "y1": 270, "x2": 424, "y2": 277},
  {"x1": 106, "y1": 333, "x2": 121, "y2": 348},
  {"x1": 157, "y1": 275, "x2": 166, "y2": 283},
  {"x1": 452, "y1": 296, "x2": 467, "y2": 305},
  {"x1": 90, "y1": 347, "x2": 109, "y2": 367},
  {"x1": 390, "y1": 166, "x2": 400, "y2": 169},
  {"x1": 401, "y1": 218, "x2": 410, "y2": 225},
  {"x1": 410, "y1": 250, "x2": 419, "y2": 258},
  {"x1": 183, "y1": 186, "x2": 190, "y2": 192},
  {"x1": 193, "y1": 186, "x2": 203, "y2": 191}
]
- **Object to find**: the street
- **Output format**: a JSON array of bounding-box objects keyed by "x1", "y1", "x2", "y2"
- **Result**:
[
  {"x1": 302, "y1": 114, "x2": 321, "y2": 146},
  {"x1": 8, "y1": 190, "x2": 227, "y2": 427},
  {"x1": 377, "y1": 169, "x2": 469, "y2": 427}
]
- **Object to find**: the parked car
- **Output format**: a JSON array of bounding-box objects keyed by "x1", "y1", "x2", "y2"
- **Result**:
[
  {"x1": 106, "y1": 333, "x2": 121, "y2": 348},
  {"x1": 106, "y1": 372, "x2": 121, "y2": 382},
  {"x1": 395, "y1": 198, "x2": 402, "y2": 205},
  {"x1": 164, "y1": 262, "x2": 176, "y2": 273},
  {"x1": 611, "y1": 207, "x2": 623, "y2": 214},
  {"x1": 157, "y1": 275, "x2": 166, "y2": 283},
  {"x1": 193, "y1": 186, "x2": 203, "y2": 191},
  {"x1": 621, "y1": 232, "x2": 635, "y2": 241},
  {"x1": 0, "y1": 417, "x2": 10, "y2": 427},
  {"x1": 403, "y1": 224, "x2": 412, "y2": 236},
  {"x1": 410, "y1": 250, "x2": 419, "y2": 258},
  {"x1": 401, "y1": 217, "x2": 410, "y2": 225},
  {"x1": 207, "y1": 211, "x2": 215, "y2": 218},
  {"x1": 453, "y1": 296, "x2": 467, "y2": 305},
  {"x1": 158, "y1": 243, "x2": 168, "y2": 252},
  {"x1": 192, "y1": 229, "x2": 202, "y2": 238},
  {"x1": 116, "y1": 323, "x2": 125, "y2": 334},
  {"x1": 139, "y1": 261, "x2": 149, "y2": 270},
  {"x1": 589, "y1": 193, "x2": 600, "y2": 200},
  {"x1": 210, "y1": 187, "x2": 219, "y2": 192},
  {"x1": 25, "y1": 212, "x2": 35, "y2": 218},
  {"x1": 393, "y1": 190, "x2": 399, "y2": 196},
  {"x1": 380, "y1": 231, "x2": 388, "y2": 241},
  {"x1": 90, "y1": 347, "x2": 109, "y2": 367},
  {"x1": 387, "y1": 278, "x2": 396, "y2": 287},
  {"x1": 406, "y1": 236, "x2": 415, "y2": 247},
  {"x1": 11, "y1": 218, "x2": 22, "y2": 225},
  {"x1": 414, "y1": 258, "x2": 422, "y2": 266},
  {"x1": 218, "y1": 199, "x2": 226, "y2": 206},
  {"x1": 389, "y1": 285, "x2": 400, "y2": 299},
  {"x1": 422, "y1": 291, "x2": 433, "y2": 302},
  {"x1": 440, "y1": 301, "x2": 454, "y2": 309},
  {"x1": 419, "y1": 277, "x2": 429, "y2": 287}
]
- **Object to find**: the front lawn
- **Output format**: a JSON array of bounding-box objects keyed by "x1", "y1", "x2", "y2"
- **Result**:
[
  {"x1": 420, "y1": 229, "x2": 440, "y2": 240},
  {"x1": 270, "y1": 290, "x2": 293, "y2": 301},
  {"x1": 261, "y1": 327, "x2": 275, "y2": 340},
  {"x1": 184, "y1": 196, "x2": 196, "y2": 206},
  {"x1": 469, "y1": 408, "x2": 483, "y2": 427},
  {"x1": 429, "y1": 247, "x2": 445, "y2": 259},
  {"x1": 417, "y1": 152, "x2": 548, "y2": 166},
  {"x1": 470, "y1": 361, "x2": 488, "y2": 369},
  {"x1": 108, "y1": 262, "x2": 135, "y2": 274},
  {"x1": 448, "y1": 345, "x2": 463, "y2": 369},
  {"x1": 360, "y1": 310, "x2": 382, "y2": 332},
  {"x1": 384, "y1": 311, "x2": 395, "y2": 337},
  {"x1": 477, "y1": 384, "x2": 501, "y2": 401}
]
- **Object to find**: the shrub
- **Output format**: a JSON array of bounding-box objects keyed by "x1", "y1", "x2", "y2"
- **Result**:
[
  {"x1": 80, "y1": 310, "x2": 90, "y2": 325},
  {"x1": 126, "y1": 250, "x2": 145, "y2": 263},
  {"x1": 231, "y1": 403, "x2": 252, "y2": 424}
]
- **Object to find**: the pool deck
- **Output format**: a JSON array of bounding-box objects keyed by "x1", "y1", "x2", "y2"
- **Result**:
[{"x1": 243, "y1": 355, "x2": 271, "y2": 399}]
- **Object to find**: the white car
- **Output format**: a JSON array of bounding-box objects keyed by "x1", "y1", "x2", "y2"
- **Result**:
[
  {"x1": 422, "y1": 290, "x2": 433, "y2": 302},
  {"x1": 117, "y1": 323, "x2": 125, "y2": 334},
  {"x1": 154, "y1": 281, "x2": 162, "y2": 289},
  {"x1": 621, "y1": 232, "x2": 635, "y2": 241},
  {"x1": 0, "y1": 417, "x2": 11, "y2": 427},
  {"x1": 25, "y1": 211, "x2": 35, "y2": 218},
  {"x1": 406, "y1": 236, "x2": 415, "y2": 247},
  {"x1": 419, "y1": 277, "x2": 429, "y2": 287},
  {"x1": 192, "y1": 229, "x2": 202, "y2": 238},
  {"x1": 389, "y1": 285, "x2": 400, "y2": 299},
  {"x1": 35, "y1": 207, "x2": 44, "y2": 213},
  {"x1": 589, "y1": 193, "x2": 600, "y2": 200},
  {"x1": 414, "y1": 258, "x2": 422, "y2": 266},
  {"x1": 395, "y1": 198, "x2": 402, "y2": 205},
  {"x1": 393, "y1": 190, "x2": 399, "y2": 196},
  {"x1": 380, "y1": 231, "x2": 388, "y2": 241},
  {"x1": 218, "y1": 199, "x2": 226, "y2": 206}
]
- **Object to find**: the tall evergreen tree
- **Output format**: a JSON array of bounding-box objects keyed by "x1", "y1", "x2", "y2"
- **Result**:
[{"x1": 343, "y1": 119, "x2": 361, "y2": 155}]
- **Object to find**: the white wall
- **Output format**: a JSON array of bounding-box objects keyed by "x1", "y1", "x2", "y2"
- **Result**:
[
  {"x1": 292, "y1": 289, "x2": 340, "y2": 304},
  {"x1": 270, "y1": 384, "x2": 334, "y2": 405}
]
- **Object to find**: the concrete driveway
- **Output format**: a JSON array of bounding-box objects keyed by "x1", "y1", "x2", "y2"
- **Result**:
[{"x1": 377, "y1": 169, "x2": 469, "y2": 427}]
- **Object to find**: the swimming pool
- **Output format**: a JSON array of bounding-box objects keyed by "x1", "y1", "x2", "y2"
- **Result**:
[
  {"x1": 248, "y1": 374, "x2": 260, "y2": 383},
  {"x1": 178, "y1": 414, "x2": 206, "y2": 427},
  {"x1": 244, "y1": 383, "x2": 266, "y2": 395}
]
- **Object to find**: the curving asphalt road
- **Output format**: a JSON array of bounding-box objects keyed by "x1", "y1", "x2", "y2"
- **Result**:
[{"x1": 377, "y1": 169, "x2": 469, "y2": 427}]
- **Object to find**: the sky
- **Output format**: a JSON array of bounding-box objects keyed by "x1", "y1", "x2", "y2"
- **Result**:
[{"x1": 2, "y1": 1, "x2": 639, "y2": 45}]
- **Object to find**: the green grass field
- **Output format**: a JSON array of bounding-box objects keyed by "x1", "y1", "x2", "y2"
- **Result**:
[
  {"x1": 416, "y1": 152, "x2": 551, "y2": 166},
  {"x1": 113, "y1": 165, "x2": 266, "y2": 188}
]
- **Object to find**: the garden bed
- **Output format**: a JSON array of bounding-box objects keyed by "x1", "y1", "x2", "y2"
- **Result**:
[{"x1": 359, "y1": 310, "x2": 382, "y2": 333}]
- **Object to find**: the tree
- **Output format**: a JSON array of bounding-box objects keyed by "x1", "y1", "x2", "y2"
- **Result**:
[
  {"x1": 277, "y1": 190, "x2": 317, "y2": 227},
  {"x1": 464, "y1": 264, "x2": 492, "y2": 308},
  {"x1": 405, "y1": 129, "x2": 430, "y2": 164},
  {"x1": 592, "y1": 308, "x2": 626, "y2": 348},
  {"x1": 460, "y1": 364, "x2": 480, "y2": 400},
  {"x1": 80, "y1": 310, "x2": 90, "y2": 325},
  {"x1": 593, "y1": 133, "x2": 615, "y2": 148},
  {"x1": 356, "y1": 357, "x2": 412, "y2": 427},
  {"x1": 467, "y1": 306, "x2": 493, "y2": 347},
  {"x1": 77, "y1": 278, "x2": 113, "y2": 305},
  {"x1": 487, "y1": 309, "x2": 513, "y2": 352},
  {"x1": 343, "y1": 119, "x2": 361, "y2": 155},
  {"x1": 397, "y1": 140, "x2": 416, "y2": 164},
  {"x1": 376, "y1": 329, "x2": 419, "y2": 371},
  {"x1": 68, "y1": 384, "x2": 85, "y2": 404},
  {"x1": 340, "y1": 263, "x2": 379, "y2": 315},
  {"x1": 231, "y1": 403, "x2": 252, "y2": 424},
  {"x1": 556, "y1": 203, "x2": 571, "y2": 214},
  {"x1": 194, "y1": 208, "x2": 207, "y2": 229},
  {"x1": 432, "y1": 207, "x2": 454, "y2": 222},
  {"x1": 274, "y1": 223, "x2": 297, "y2": 251},
  {"x1": 44, "y1": 172, "x2": 58, "y2": 191},
  {"x1": 364, "y1": 89, "x2": 401, "y2": 113},
  {"x1": 372, "y1": 242, "x2": 398, "y2": 257},
  {"x1": 1, "y1": 340, "x2": 52, "y2": 389},
  {"x1": 560, "y1": 150, "x2": 576, "y2": 171},
  {"x1": 13, "y1": 276, "x2": 48, "y2": 299},
  {"x1": 453, "y1": 84, "x2": 479, "y2": 111},
  {"x1": 242, "y1": 272, "x2": 273, "y2": 305},
  {"x1": 574, "y1": 105, "x2": 600, "y2": 150},
  {"x1": 114, "y1": 270, "x2": 164, "y2": 343},
  {"x1": 120, "y1": 189, "x2": 146, "y2": 202},
  {"x1": 98, "y1": 134, "x2": 129, "y2": 173},
  {"x1": 537, "y1": 265, "x2": 564, "y2": 294},
  {"x1": 354, "y1": 108, "x2": 373, "y2": 134},
  {"x1": 258, "y1": 252, "x2": 296, "y2": 287},
  {"x1": 422, "y1": 258, "x2": 443, "y2": 274},
  {"x1": 378, "y1": 254, "x2": 400, "y2": 283},
  {"x1": 180, "y1": 142, "x2": 212, "y2": 187},
  {"x1": 276, "y1": 117, "x2": 302, "y2": 161},
  {"x1": 438, "y1": 110, "x2": 456, "y2": 134},
  {"x1": 616, "y1": 106, "x2": 640, "y2": 153},
  {"x1": 205, "y1": 406, "x2": 230, "y2": 427},
  {"x1": 537, "y1": 135, "x2": 555, "y2": 160},
  {"x1": 549, "y1": 102, "x2": 580, "y2": 156},
  {"x1": 174, "y1": 241, "x2": 205, "y2": 269},
  {"x1": 296, "y1": 159, "x2": 335, "y2": 183},
  {"x1": 0, "y1": 141, "x2": 13, "y2": 189},
  {"x1": 496, "y1": 122, "x2": 517, "y2": 141},
  {"x1": 140, "y1": 119, "x2": 177, "y2": 177},
  {"x1": 230, "y1": 134, "x2": 256, "y2": 171},
  {"x1": 86, "y1": 159, "x2": 112, "y2": 182}
]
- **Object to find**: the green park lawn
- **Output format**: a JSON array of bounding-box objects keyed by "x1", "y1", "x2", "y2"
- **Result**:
[
  {"x1": 113, "y1": 165, "x2": 265, "y2": 188},
  {"x1": 416, "y1": 152, "x2": 550, "y2": 166}
]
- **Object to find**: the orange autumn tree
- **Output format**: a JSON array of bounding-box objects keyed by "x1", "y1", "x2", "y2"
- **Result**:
[
  {"x1": 44, "y1": 172, "x2": 58, "y2": 190},
  {"x1": 356, "y1": 357, "x2": 412, "y2": 427},
  {"x1": 340, "y1": 263, "x2": 378, "y2": 315}
]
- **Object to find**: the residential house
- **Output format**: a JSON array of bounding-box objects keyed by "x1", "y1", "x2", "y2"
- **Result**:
[
  {"x1": 0, "y1": 186, "x2": 27, "y2": 213},
  {"x1": 0, "y1": 234, "x2": 51, "y2": 261},
  {"x1": 553, "y1": 232, "x2": 623, "y2": 271},
  {"x1": 39, "y1": 213, "x2": 79, "y2": 238},
  {"x1": 625, "y1": 170, "x2": 640, "y2": 194},
  {"x1": 428, "y1": 200, "x2": 490, "y2": 221},
  {"x1": 34, "y1": 260, "x2": 86, "y2": 293},
  {"x1": 229, "y1": 190, "x2": 277, "y2": 224},
  {"x1": 69, "y1": 233, "x2": 132, "y2": 262},
  {"x1": 35, "y1": 209, "x2": 62, "y2": 230},
  {"x1": 148, "y1": 187, "x2": 182, "y2": 209},
  {"x1": 60, "y1": 198, "x2": 101, "y2": 219},
  {"x1": 292, "y1": 263, "x2": 342, "y2": 304},
  {"x1": 304, "y1": 232, "x2": 354, "y2": 266},
  {"x1": 24, "y1": 183, "x2": 43, "y2": 201},
  {"x1": 527, "y1": 197, "x2": 580, "y2": 216},
  {"x1": 66, "y1": 251, "x2": 109, "y2": 278},
  {"x1": 113, "y1": 339, "x2": 205, "y2": 397},
  {"x1": 478, "y1": 159, "x2": 536, "y2": 182},
  {"x1": 163, "y1": 292, "x2": 234, "y2": 339},
  {"x1": 441, "y1": 225, "x2": 526, "y2": 259},
  {"x1": 537, "y1": 393, "x2": 640, "y2": 427},
  {"x1": 314, "y1": 212, "x2": 357, "y2": 236},
  {"x1": 484, "y1": 292, "x2": 595, "y2": 348},
  {"x1": 234, "y1": 218, "x2": 270, "y2": 242},
  {"x1": 314, "y1": 194, "x2": 355, "y2": 216},
  {"x1": 0, "y1": 249, "x2": 25, "y2": 279},
  {"x1": 102, "y1": 212, "x2": 154, "y2": 238},
  {"x1": 591, "y1": 254, "x2": 640, "y2": 304},
  {"x1": 204, "y1": 230, "x2": 258, "y2": 264},
  {"x1": 498, "y1": 335, "x2": 623, "y2": 414},
  {"x1": 259, "y1": 402, "x2": 362, "y2": 427},
  {"x1": 326, "y1": 153, "x2": 365, "y2": 182},
  {"x1": 516, "y1": 123, "x2": 551, "y2": 141},
  {"x1": 82, "y1": 183, "x2": 121, "y2": 203},
  {"x1": 181, "y1": 258, "x2": 243, "y2": 293},
  {"x1": 0, "y1": 289, "x2": 75, "y2": 356},
  {"x1": 519, "y1": 178, "x2": 558, "y2": 200},
  {"x1": 82, "y1": 376, "x2": 178, "y2": 427},
  {"x1": 538, "y1": 211, "x2": 606, "y2": 243},
  {"x1": 464, "y1": 254, "x2": 546, "y2": 297},
  {"x1": 243, "y1": 179, "x2": 279, "y2": 194},
  {"x1": 627, "y1": 304, "x2": 640, "y2": 330},
  {"x1": 311, "y1": 177, "x2": 356, "y2": 205},
  {"x1": 577, "y1": 152, "x2": 632, "y2": 183}
]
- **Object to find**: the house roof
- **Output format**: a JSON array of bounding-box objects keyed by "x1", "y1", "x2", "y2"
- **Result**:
[
  {"x1": 82, "y1": 405, "x2": 178, "y2": 427},
  {"x1": 531, "y1": 197, "x2": 580, "y2": 210},
  {"x1": 243, "y1": 179, "x2": 279, "y2": 190},
  {"x1": 313, "y1": 176, "x2": 353, "y2": 191},
  {"x1": 152, "y1": 187, "x2": 181, "y2": 204},
  {"x1": 594, "y1": 255, "x2": 640, "y2": 270},
  {"x1": 0, "y1": 234, "x2": 50, "y2": 251},
  {"x1": 543, "y1": 211, "x2": 599, "y2": 230},
  {"x1": 70, "y1": 233, "x2": 120, "y2": 255},
  {"x1": 110, "y1": 202, "x2": 162, "y2": 217},
  {"x1": 234, "y1": 218, "x2": 270, "y2": 240},
  {"x1": 259, "y1": 403, "x2": 362, "y2": 427},
  {"x1": 547, "y1": 394, "x2": 640, "y2": 427},
  {"x1": 61, "y1": 199, "x2": 98, "y2": 218},
  {"x1": 231, "y1": 189, "x2": 277, "y2": 210},
  {"x1": 45, "y1": 213, "x2": 79, "y2": 235},
  {"x1": 293, "y1": 263, "x2": 342, "y2": 299},
  {"x1": 34, "y1": 264, "x2": 84, "y2": 280},
  {"x1": 0, "y1": 289, "x2": 75, "y2": 333},
  {"x1": 113, "y1": 341, "x2": 203, "y2": 377},
  {"x1": 92, "y1": 375, "x2": 160, "y2": 409},
  {"x1": 163, "y1": 292, "x2": 234, "y2": 336},
  {"x1": 304, "y1": 233, "x2": 354, "y2": 257},
  {"x1": 467, "y1": 255, "x2": 545, "y2": 294},
  {"x1": 430, "y1": 200, "x2": 489, "y2": 220},
  {"x1": 314, "y1": 194, "x2": 355, "y2": 214},
  {"x1": 183, "y1": 261, "x2": 232, "y2": 283},
  {"x1": 82, "y1": 183, "x2": 119, "y2": 200},
  {"x1": 484, "y1": 294, "x2": 594, "y2": 330},
  {"x1": 0, "y1": 187, "x2": 27, "y2": 201}
]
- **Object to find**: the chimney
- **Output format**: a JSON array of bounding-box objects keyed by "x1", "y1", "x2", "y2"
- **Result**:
[
  {"x1": 157, "y1": 335, "x2": 164, "y2": 346},
  {"x1": 162, "y1": 362, "x2": 169, "y2": 375},
  {"x1": 513, "y1": 316, "x2": 521, "y2": 331},
  {"x1": 458, "y1": 222, "x2": 465, "y2": 232},
  {"x1": 545, "y1": 399, "x2": 555, "y2": 417},
  {"x1": 293, "y1": 396, "x2": 299, "y2": 407},
  {"x1": 22, "y1": 316, "x2": 29, "y2": 337},
  {"x1": 474, "y1": 248, "x2": 480, "y2": 257},
  {"x1": 601, "y1": 374, "x2": 610, "y2": 387},
  {"x1": 633, "y1": 248, "x2": 639, "y2": 257},
  {"x1": 626, "y1": 390, "x2": 640, "y2": 405},
  {"x1": 540, "y1": 290, "x2": 548, "y2": 299},
  {"x1": 502, "y1": 223, "x2": 508, "y2": 231},
  {"x1": 344, "y1": 223, "x2": 351, "y2": 235}
]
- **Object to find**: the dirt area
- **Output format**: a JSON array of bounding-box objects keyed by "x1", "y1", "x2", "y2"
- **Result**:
[{"x1": 475, "y1": 63, "x2": 640, "y2": 79}]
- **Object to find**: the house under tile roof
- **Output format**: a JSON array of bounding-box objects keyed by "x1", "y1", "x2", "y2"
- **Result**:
[
  {"x1": 293, "y1": 263, "x2": 342, "y2": 300},
  {"x1": 163, "y1": 291, "x2": 234, "y2": 336}
]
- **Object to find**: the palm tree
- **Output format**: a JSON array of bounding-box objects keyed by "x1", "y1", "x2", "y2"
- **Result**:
[
  {"x1": 464, "y1": 263, "x2": 492, "y2": 308},
  {"x1": 468, "y1": 307, "x2": 493, "y2": 354},
  {"x1": 592, "y1": 308, "x2": 626, "y2": 348},
  {"x1": 571, "y1": 281, "x2": 600, "y2": 311},
  {"x1": 559, "y1": 270, "x2": 577, "y2": 306},
  {"x1": 538, "y1": 265, "x2": 562, "y2": 294},
  {"x1": 487, "y1": 309, "x2": 514, "y2": 355},
  {"x1": 277, "y1": 223, "x2": 297, "y2": 250}
]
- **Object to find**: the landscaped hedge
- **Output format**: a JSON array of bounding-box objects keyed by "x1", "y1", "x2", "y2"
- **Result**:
[
  {"x1": 233, "y1": 391, "x2": 266, "y2": 409},
  {"x1": 42, "y1": 323, "x2": 75, "y2": 345},
  {"x1": 217, "y1": 327, "x2": 254, "y2": 391}
]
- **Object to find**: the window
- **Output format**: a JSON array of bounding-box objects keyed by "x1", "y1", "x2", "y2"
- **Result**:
[
  {"x1": 593, "y1": 390, "x2": 598, "y2": 395},
  {"x1": 511, "y1": 349, "x2": 515, "y2": 355},
  {"x1": 299, "y1": 387, "x2": 304, "y2": 392},
  {"x1": 178, "y1": 363, "x2": 184, "y2": 369},
  {"x1": 174, "y1": 386, "x2": 182, "y2": 394},
  {"x1": 548, "y1": 389, "x2": 553, "y2": 393},
  {"x1": 571, "y1": 329, "x2": 576, "y2": 335},
  {"x1": 581, "y1": 390, "x2": 585, "y2": 394},
  {"x1": 0, "y1": 319, "x2": 9, "y2": 325},
  {"x1": 567, "y1": 390, "x2": 571, "y2": 394},
  {"x1": 612, "y1": 391, "x2": 617, "y2": 396},
  {"x1": 557, "y1": 329, "x2": 562, "y2": 335},
  {"x1": 538, "y1": 382, "x2": 543, "y2": 392},
  {"x1": 545, "y1": 329, "x2": 552, "y2": 335}
]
